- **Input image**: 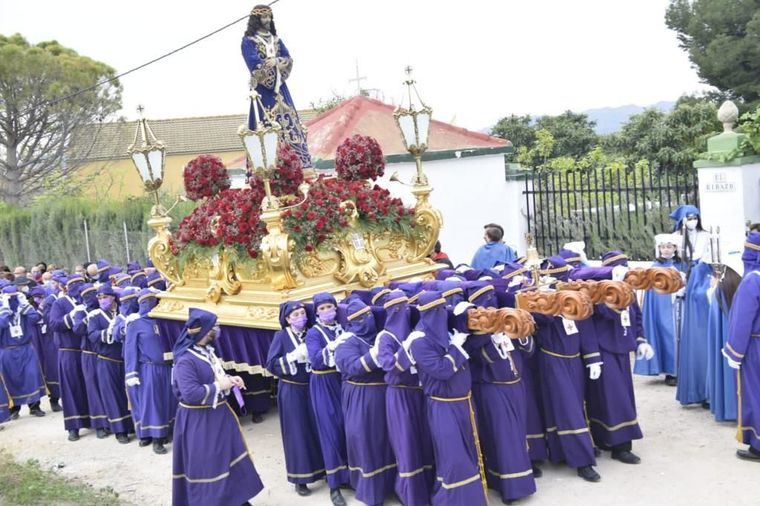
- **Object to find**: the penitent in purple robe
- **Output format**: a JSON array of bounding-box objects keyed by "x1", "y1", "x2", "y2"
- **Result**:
[
  {"x1": 49, "y1": 291, "x2": 90, "y2": 430},
  {"x1": 266, "y1": 324, "x2": 326, "y2": 485},
  {"x1": 587, "y1": 303, "x2": 644, "y2": 449},
  {"x1": 723, "y1": 269, "x2": 760, "y2": 453},
  {"x1": 409, "y1": 291, "x2": 488, "y2": 506},
  {"x1": 0, "y1": 372, "x2": 10, "y2": 422},
  {"x1": 533, "y1": 313, "x2": 599, "y2": 469},
  {"x1": 469, "y1": 334, "x2": 536, "y2": 502},
  {"x1": 0, "y1": 303, "x2": 46, "y2": 407},
  {"x1": 35, "y1": 292, "x2": 60, "y2": 400},
  {"x1": 124, "y1": 313, "x2": 177, "y2": 439},
  {"x1": 377, "y1": 291, "x2": 434, "y2": 506},
  {"x1": 87, "y1": 308, "x2": 133, "y2": 435},
  {"x1": 334, "y1": 300, "x2": 396, "y2": 505},
  {"x1": 172, "y1": 346, "x2": 264, "y2": 505},
  {"x1": 305, "y1": 319, "x2": 350, "y2": 489},
  {"x1": 74, "y1": 287, "x2": 109, "y2": 430}
]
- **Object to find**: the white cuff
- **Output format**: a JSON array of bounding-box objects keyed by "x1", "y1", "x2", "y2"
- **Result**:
[{"x1": 451, "y1": 342, "x2": 469, "y2": 360}]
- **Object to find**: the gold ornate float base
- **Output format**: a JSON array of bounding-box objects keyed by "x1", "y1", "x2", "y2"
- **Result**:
[{"x1": 151, "y1": 258, "x2": 441, "y2": 329}]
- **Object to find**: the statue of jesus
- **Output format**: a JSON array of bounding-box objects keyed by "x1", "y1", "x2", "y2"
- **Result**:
[{"x1": 242, "y1": 4, "x2": 312, "y2": 168}]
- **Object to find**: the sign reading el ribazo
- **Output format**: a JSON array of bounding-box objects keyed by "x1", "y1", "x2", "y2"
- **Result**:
[{"x1": 704, "y1": 172, "x2": 736, "y2": 193}]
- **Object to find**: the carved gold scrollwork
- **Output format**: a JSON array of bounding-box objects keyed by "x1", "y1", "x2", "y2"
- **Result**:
[
  {"x1": 260, "y1": 209, "x2": 300, "y2": 290},
  {"x1": 147, "y1": 215, "x2": 183, "y2": 286},
  {"x1": 334, "y1": 229, "x2": 386, "y2": 288},
  {"x1": 206, "y1": 283, "x2": 222, "y2": 304},
  {"x1": 297, "y1": 250, "x2": 340, "y2": 278},
  {"x1": 406, "y1": 186, "x2": 443, "y2": 262}
]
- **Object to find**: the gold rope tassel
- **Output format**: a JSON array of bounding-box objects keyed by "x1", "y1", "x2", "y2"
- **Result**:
[
  {"x1": 736, "y1": 369, "x2": 743, "y2": 443},
  {"x1": 467, "y1": 396, "x2": 489, "y2": 503}
]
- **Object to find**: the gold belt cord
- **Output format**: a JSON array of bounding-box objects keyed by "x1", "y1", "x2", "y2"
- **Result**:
[{"x1": 467, "y1": 396, "x2": 489, "y2": 503}]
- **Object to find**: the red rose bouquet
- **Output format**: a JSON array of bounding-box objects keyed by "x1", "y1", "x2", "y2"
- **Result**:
[
  {"x1": 250, "y1": 144, "x2": 304, "y2": 197},
  {"x1": 335, "y1": 134, "x2": 385, "y2": 181},
  {"x1": 183, "y1": 154, "x2": 231, "y2": 201}
]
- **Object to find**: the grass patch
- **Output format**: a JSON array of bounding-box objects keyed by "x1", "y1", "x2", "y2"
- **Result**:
[{"x1": 0, "y1": 451, "x2": 122, "y2": 505}]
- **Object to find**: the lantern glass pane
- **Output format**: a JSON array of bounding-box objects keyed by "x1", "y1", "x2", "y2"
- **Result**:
[
  {"x1": 131, "y1": 152, "x2": 151, "y2": 183},
  {"x1": 147, "y1": 148, "x2": 164, "y2": 181},
  {"x1": 417, "y1": 111, "x2": 431, "y2": 146},
  {"x1": 263, "y1": 130, "x2": 279, "y2": 169},
  {"x1": 244, "y1": 133, "x2": 264, "y2": 169},
  {"x1": 397, "y1": 114, "x2": 416, "y2": 148}
]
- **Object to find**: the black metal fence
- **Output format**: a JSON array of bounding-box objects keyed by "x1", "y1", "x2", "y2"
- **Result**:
[{"x1": 523, "y1": 167, "x2": 699, "y2": 261}]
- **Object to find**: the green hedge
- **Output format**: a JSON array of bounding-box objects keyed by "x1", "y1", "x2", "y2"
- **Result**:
[{"x1": 0, "y1": 196, "x2": 195, "y2": 269}]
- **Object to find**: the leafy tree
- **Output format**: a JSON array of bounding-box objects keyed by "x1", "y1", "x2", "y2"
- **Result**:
[
  {"x1": 0, "y1": 34, "x2": 121, "y2": 204},
  {"x1": 666, "y1": 0, "x2": 760, "y2": 106},
  {"x1": 490, "y1": 114, "x2": 536, "y2": 155},
  {"x1": 605, "y1": 98, "x2": 720, "y2": 173},
  {"x1": 535, "y1": 110, "x2": 598, "y2": 159},
  {"x1": 309, "y1": 92, "x2": 346, "y2": 115}
]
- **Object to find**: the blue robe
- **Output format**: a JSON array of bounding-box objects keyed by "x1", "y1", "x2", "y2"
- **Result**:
[
  {"x1": 88, "y1": 309, "x2": 133, "y2": 434},
  {"x1": 0, "y1": 305, "x2": 46, "y2": 406},
  {"x1": 677, "y1": 261, "x2": 713, "y2": 405},
  {"x1": 305, "y1": 322, "x2": 350, "y2": 490},
  {"x1": 471, "y1": 242, "x2": 517, "y2": 270},
  {"x1": 172, "y1": 347, "x2": 264, "y2": 505},
  {"x1": 706, "y1": 287, "x2": 737, "y2": 421},
  {"x1": 124, "y1": 316, "x2": 177, "y2": 439},
  {"x1": 241, "y1": 34, "x2": 312, "y2": 167},
  {"x1": 635, "y1": 260, "x2": 677, "y2": 376},
  {"x1": 723, "y1": 271, "x2": 760, "y2": 452},
  {"x1": 265, "y1": 327, "x2": 325, "y2": 485},
  {"x1": 49, "y1": 295, "x2": 90, "y2": 430},
  {"x1": 0, "y1": 371, "x2": 10, "y2": 422}
]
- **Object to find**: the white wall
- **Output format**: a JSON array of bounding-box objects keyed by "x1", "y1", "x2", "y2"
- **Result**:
[
  {"x1": 377, "y1": 153, "x2": 528, "y2": 265},
  {"x1": 698, "y1": 162, "x2": 760, "y2": 261}
]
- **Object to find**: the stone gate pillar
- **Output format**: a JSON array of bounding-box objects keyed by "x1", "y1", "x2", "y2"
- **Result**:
[{"x1": 694, "y1": 101, "x2": 760, "y2": 263}]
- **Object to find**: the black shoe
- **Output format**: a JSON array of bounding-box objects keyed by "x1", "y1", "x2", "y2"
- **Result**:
[
  {"x1": 68, "y1": 430, "x2": 80, "y2": 442},
  {"x1": 295, "y1": 484, "x2": 310, "y2": 496},
  {"x1": 153, "y1": 441, "x2": 167, "y2": 455},
  {"x1": 532, "y1": 465, "x2": 543, "y2": 478},
  {"x1": 612, "y1": 450, "x2": 641, "y2": 464},
  {"x1": 116, "y1": 433, "x2": 130, "y2": 444},
  {"x1": 9, "y1": 411, "x2": 19, "y2": 421},
  {"x1": 577, "y1": 465, "x2": 601, "y2": 482},
  {"x1": 50, "y1": 400, "x2": 62, "y2": 412},
  {"x1": 139, "y1": 437, "x2": 153, "y2": 447},
  {"x1": 736, "y1": 448, "x2": 760, "y2": 462},
  {"x1": 30, "y1": 407, "x2": 46, "y2": 417},
  {"x1": 251, "y1": 413, "x2": 264, "y2": 424},
  {"x1": 701, "y1": 400, "x2": 710, "y2": 410},
  {"x1": 330, "y1": 488, "x2": 346, "y2": 506},
  {"x1": 664, "y1": 375, "x2": 677, "y2": 387},
  {"x1": 593, "y1": 447, "x2": 602, "y2": 457},
  {"x1": 96, "y1": 428, "x2": 109, "y2": 439}
]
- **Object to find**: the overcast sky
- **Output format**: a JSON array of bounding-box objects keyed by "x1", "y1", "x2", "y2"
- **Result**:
[{"x1": 1, "y1": 0, "x2": 710, "y2": 130}]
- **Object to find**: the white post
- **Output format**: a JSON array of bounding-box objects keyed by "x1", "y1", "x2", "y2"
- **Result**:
[{"x1": 83, "y1": 219, "x2": 92, "y2": 263}]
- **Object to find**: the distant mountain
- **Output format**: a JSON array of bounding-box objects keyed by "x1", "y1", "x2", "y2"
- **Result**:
[{"x1": 584, "y1": 101, "x2": 676, "y2": 135}]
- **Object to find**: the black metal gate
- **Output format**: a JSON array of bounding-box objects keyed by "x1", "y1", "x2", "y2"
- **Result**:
[{"x1": 523, "y1": 166, "x2": 699, "y2": 261}]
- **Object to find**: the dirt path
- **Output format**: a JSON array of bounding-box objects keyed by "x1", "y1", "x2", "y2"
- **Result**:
[{"x1": 1, "y1": 376, "x2": 758, "y2": 505}]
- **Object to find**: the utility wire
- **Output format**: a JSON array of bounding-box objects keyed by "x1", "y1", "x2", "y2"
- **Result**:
[{"x1": 20, "y1": 0, "x2": 279, "y2": 115}]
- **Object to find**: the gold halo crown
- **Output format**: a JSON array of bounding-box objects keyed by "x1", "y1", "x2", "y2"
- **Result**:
[{"x1": 251, "y1": 5, "x2": 272, "y2": 17}]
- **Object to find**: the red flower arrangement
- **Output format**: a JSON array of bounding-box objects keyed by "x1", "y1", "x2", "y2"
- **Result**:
[
  {"x1": 213, "y1": 188, "x2": 267, "y2": 258},
  {"x1": 250, "y1": 144, "x2": 304, "y2": 196},
  {"x1": 175, "y1": 201, "x2": 220, "y2": 248},
  {"x1": 335, "y1": 135, "x2": 385, "y2": 181},
  {"x1": 183, "y1": 154, "x2": 231, "y2": 201}
]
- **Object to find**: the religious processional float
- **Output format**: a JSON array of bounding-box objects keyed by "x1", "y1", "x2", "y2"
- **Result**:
[{"x1": 126, "y1": 7, "x2": 684, "y2": 372}]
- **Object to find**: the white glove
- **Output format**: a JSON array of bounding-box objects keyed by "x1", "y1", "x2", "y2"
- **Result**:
[
  {"x1": 612, "y1": 265, "x2": 629, "y2": 282},
  {"x1": 722, "y1": 348, "x2": 741, "y2": 370},
  {"x1": 508, "y1": 275, "x2": 526, "y2": 288},
  {"x1": 105, "y1": 317, "x2": 117, "y2": 344},
  {"x1": 369, "y1": 342, "x2": 380, "y2": 364},
  {"x1": 327, "y1": 338, "x2": 341, "y2": 351},
  {"x1": 0, "y1": 295, "x2": 8, "y2": 311},
  {"x1": 450, "y1": 330, "x2": 468, "y2": 347},
  {"x1": 587, "y1": 362, "x2": 602, "y2": 380},
  {"x1": 453, "y1": 301, "x2": 474, "y2": 316},
  {"x1": 402, "y1": 331, "x2": 425, "y2": 354},
  {"x1": 636, "y1": 343, "x2": 655, "y2": 361},
  {"x1": 16, "y1": 293, "x2": 29, "y2": 308},
  {"x1": 125, "y1": 313, "x2": 141, "y2": 325},
  {"x1": 126, "y1": 377, "x2": 140, "y2": 387}
]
